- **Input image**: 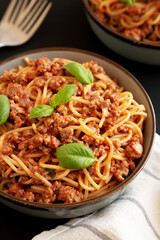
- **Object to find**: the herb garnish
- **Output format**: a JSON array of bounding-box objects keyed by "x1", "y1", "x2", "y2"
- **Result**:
[
  {"x1": 56, "y1": 143, "x2": 97, "y2": 169},
  {"x1": 49, "y1": 84, "x2": 76, "y2": 108},
  {"x1": 120, "y1": 0, "x2": 136, "y2": 7},
  {"x1": 29, "y1": 84, "x2": 76, "y2": 119},
  {"x1": 63, "y1": 62, "x2": 94, "y2": 85},
  {"x1": 0, "y1": 95, "x2": 10, "y2": 125}
]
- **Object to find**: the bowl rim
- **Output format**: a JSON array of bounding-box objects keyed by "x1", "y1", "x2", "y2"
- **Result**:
[
  {"x1": 0, "y1": 47, "x2": 156, "y2": 209},
  {"x1": 82, "y1": 0, "x2": 160, "y2": 49}
]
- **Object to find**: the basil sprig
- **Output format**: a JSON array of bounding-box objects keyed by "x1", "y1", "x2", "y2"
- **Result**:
[
  {"x1": 0, "y1": 95, "x2": 10, "y2": 125},
  {"x1": 120, "y1": 0, "x2": 136, "y2": 7},
  {"x1": 29, "y1": 105, "x2": 54, "y2": 119},
  {"x1": 49, "y1": 84, "x2": 76, "y2": 108},
  {"x1": 63, "y1": 62, "x2": 94, "y2": 85},
  {"x1": 56, "y1": 143, "x2": 96, "y2": 169},
  {"x1": 30, "y1": 84, "x2": 76, "y2": 119}
]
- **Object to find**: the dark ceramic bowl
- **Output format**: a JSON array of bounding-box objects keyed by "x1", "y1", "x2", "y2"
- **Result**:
[
  {"x1": 0, "y1": 48, "x2": 156, "y2": 218},
  {"x1": 82, "y1": 0, "x2": 160, "y2": 65}
]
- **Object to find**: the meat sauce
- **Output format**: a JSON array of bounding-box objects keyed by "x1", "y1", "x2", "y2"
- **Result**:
[{"x1": 0, "y1": 57, "x2": 144, "y2": 203}]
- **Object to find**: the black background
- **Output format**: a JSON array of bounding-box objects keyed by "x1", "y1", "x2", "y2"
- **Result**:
[{"x1": 0, "y1": 0, "x2": 159, "y2": 239}]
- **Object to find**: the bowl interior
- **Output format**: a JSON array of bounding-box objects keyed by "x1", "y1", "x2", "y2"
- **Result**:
[{"x1": 0, "y1": 48, "x2": 156, "y2": 208}]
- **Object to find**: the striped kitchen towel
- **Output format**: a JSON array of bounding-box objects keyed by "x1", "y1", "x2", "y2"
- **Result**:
[{"x1": 33, "y1": 133, "x2": 160, "y2": 240}]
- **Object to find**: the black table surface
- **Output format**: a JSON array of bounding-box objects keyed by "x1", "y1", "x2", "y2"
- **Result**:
[{"x1": 0, "y1": 0, "x2": 159, "y2": 239}]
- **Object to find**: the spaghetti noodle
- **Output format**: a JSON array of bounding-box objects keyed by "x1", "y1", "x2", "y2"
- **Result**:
[
  {"x1": 0, "y1": 57, "x2": 147, "y2": 203},
  {"x1": 89, "y1": 0, "x2": 160, "y2": 43}
]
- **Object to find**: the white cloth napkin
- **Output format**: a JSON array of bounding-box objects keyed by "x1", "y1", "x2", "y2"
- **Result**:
[{"x1": 33, "y1": 133, "x2": 160, "y2": 240}]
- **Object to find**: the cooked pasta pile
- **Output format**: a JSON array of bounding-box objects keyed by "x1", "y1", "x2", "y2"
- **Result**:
[
  {"x1": 89, "y1": 0, "x2": 160, "y2": 43},
  {"x1": 0, "y1": 57, "x2": 147, "y2": 203}
]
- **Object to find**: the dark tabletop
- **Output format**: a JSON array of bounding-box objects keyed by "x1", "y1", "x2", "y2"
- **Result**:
[{"x1": 0, "y1": 0, "x2": 159, "y2": 239}]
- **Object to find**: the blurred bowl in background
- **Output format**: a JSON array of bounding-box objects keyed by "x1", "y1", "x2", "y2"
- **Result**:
[{"x1": 82, "y1": 0, "x2": 160, "y2": 65}]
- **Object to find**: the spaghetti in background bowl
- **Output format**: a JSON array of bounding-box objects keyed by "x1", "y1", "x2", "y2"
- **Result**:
[
  {"x1": 0, "y1": 48, "x2": 155, "y2": 218},
  {"x1": 82, "y1": 0, "x2": 160, "y2": 65}
]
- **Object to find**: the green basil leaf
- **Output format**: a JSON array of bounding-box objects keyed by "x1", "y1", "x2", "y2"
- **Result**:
[
  {"x1": 53, "y1": 84, "x2": 76, "y2": 108},
  {"x1": 0, "y1": 95, "x2": 10, "y2": 125},
  {"x1": 56, "y1": 143, "x2": 96, "y2": 169},
  {"x1": 120, "y1": 0, "x2": 136, "y2": 7},
  {"x1": 63, "y1": 62, "x2": 94, "y2": 85},
  {"x1": 29, "y1": 105, "x2": 54, "y2": 119},
  {"x1": 49, "y1": 99, "x2": 55, "y2": 108},
  {"x1": 46, "y1": 169, "x2": 56, "y2": 179},
  {"x1": 29, "y1": 85, "x2": 76, "y2": 119}
]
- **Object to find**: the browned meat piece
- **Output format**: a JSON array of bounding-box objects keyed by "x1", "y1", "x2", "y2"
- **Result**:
[
  {"x1": 34, "y1": 78, "x2": 46, "y2": 88},
  {"x1": 48, "y1": 76, "x2": 67, "y2": 92},
  {"x1": 57, "y1": 185, "x2": 83, "y2": 203},
  {"x1": 5, "y1": 183, "x2": 35, "y2": 202},
  {"x1": 125, "y1": 142, "x2": 143, "y2": 159},
  {"x1": 52, "y1": 113, "x2": 75, "y2": 128},
  {"x1": 83, "y1": 61, "x2": 105, "y2": 75},
  {"x1": 51, "y1": 58, "x2": 66, "y2": 76},
  {"x1": 0, "y1": 71, "x2": 29, "y2": 85},
  {"x1": 82, "y1": 134, "x2": 103, "y2": 146},
  {"x1": 73, "y1": 79, "x2": 83, "y2": 96},
  {"x1": 41, "y1": 187, "x2": 56, "y2": 204},
  {"x1": 111, "y1": 160, "x2": 129, "y2": 182},
  {"x1": 1, "y1": 144, "x2": 13, "y2": 155},
  {"x1": 124, "y1": 28, "x2": 142, "y2": 41},
  {"x1": 8, "y1": 83, "x2": 30, "y2": 107},
  {"x1": 60, "y1": 127, "x2": 74, "y2": 143},
  {"x1": 57, "y1": 105, "x2": 68, "y2": 115}
]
